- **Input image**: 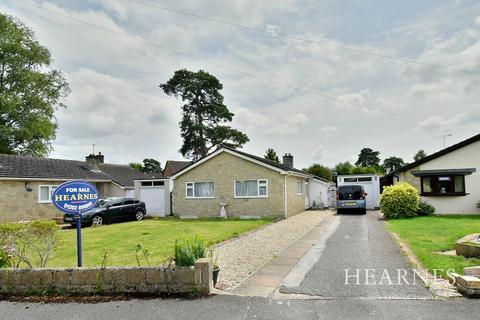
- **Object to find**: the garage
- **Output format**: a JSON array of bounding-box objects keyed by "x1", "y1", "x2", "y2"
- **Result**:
[
  {"x1": 134, "y1": 179, "x2": 170, "y2": 217},
  {"x1": 337, "y1": 174, "x2": 381, "y2": 209}
]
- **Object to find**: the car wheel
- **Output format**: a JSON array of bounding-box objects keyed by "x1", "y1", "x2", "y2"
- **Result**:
[
  {"x1": 361, "y1": 209, "x2": 367, "y2": 215},
  {"x1": 91, "y1": 215, "x2": 104, "y2": 227},
  {"x1": 135, "y1": 210, "x2": 145, "y2": 221},
  {"x1": 337, "y1": 209, "x2": 343, "y2": 215}
]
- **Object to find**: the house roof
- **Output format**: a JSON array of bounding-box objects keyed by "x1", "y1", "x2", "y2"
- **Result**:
[
  {"x1": 0, "y1": 154, "x2": 147, "y2": 187},
  {"x1": 164, "y1": 160, "x2": 191, "y2": 176},
  {"x1": 172, "y1": 145, "x2": 311, "y2": 179},
  {"x1": 391, "y1": 133, "x2": 480, "y2": 175}
]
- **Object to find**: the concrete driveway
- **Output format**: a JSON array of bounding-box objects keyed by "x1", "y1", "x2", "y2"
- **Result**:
[{"x1": 280, "y1": 211, "x2": 433, "y2": 299}]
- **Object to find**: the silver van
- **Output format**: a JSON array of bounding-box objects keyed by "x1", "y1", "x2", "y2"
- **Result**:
[{"x1": 336, "y1": 185, "x2": 367, "y2": 214}]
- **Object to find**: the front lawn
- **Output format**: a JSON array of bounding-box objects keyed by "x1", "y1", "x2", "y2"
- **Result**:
[
  {"x1": 387, "y1": 215, "x2": 480, "y2": 276},
  {"x1": 48, "y1": 218, "x2": 270, "y2": 267}
]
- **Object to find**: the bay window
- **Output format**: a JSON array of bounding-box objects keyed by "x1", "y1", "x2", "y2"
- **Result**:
[{"x1": 235, "y1": 179, "x2": 268, "y2": 198}]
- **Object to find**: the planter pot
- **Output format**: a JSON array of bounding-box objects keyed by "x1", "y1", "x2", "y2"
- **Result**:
[{"x1": 212, "y1": 267, "x2": 220, "y2": 286}]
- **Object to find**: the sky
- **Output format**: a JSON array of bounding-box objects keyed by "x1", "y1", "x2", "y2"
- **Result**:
[{"x1": 2, "y1": 0, "x2": 479, "y2": 169}]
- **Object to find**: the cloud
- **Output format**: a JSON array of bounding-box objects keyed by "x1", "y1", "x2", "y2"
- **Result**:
[{"x1": 311, "y1": 145, "x2": 332, "y2": 163}]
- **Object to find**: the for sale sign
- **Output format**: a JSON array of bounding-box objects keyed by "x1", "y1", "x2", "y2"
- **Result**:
[{"x1": 52, "y1": 180, "x2": 99, "y2": 214}]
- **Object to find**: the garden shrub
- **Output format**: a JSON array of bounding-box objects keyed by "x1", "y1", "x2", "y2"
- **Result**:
[
  {"x1": 174, "y1": 236, "x2": 206, "y2": 267},
  {"x1": 0, "y1": 249, "x2": 11, "y2": 268},
  {"x1": 0, "y1": 220, "x2": 60, "y2": 268},
  {"x1": 380, "y1": 182, "x2": 420, "y2": 219},
  {"x1": 417, "y1": 201, "x2": 435, "y2": 216}
]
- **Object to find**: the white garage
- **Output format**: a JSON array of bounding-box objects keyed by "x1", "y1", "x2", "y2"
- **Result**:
[
  {"x1": 134, "y1": 178, "x2": 170, "y2": 217},
  {"x1": 337, "y1": 174, "x2": 381, "y2": 209}
]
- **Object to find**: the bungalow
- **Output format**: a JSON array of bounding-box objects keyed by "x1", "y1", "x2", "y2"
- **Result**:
[
  {"x1": 0, "y1": 152, "x2": 148, "y2": 223},
  {"x1": 389, "y1": 133, "x2": 480, "y2": 214},
  {"x1": 171, "y1": 145, "x2": 323, "y2": 219}
]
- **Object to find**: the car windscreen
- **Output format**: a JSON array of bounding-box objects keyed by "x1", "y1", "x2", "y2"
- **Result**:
[{"x1": 338, "y1": 186, "x2": 363, "y2": 200}]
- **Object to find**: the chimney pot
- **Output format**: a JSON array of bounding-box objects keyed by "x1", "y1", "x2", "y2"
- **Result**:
[{"x1": 86, "y1": 152, "x2": 104, "y2": 171}]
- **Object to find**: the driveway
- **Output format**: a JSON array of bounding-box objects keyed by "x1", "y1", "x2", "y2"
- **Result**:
[{"x1": 280, "y1": 212, "x2": 433, "y2": 298}]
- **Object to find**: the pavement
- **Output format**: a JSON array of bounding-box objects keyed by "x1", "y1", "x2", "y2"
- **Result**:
[{"x1": 2, "y1": 211, "x2": 480, "y2": 319}]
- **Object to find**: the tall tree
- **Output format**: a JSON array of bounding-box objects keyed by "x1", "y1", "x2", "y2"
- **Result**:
[
  {"x1": 382, "y1": 156, "x2": 405, "y2": 173},
  {"x1": 355, "y1": 148, "x2": 381, "y2": 167},
  {"x1": 413, "y1": 149, "x2": 427, "y2": 161},
  {"x1": 303, "y1": 164, "x2": 333, "y2": 181},
  {"x1": 0, "y1": 14, "x2": 69, "y2": 156},
  {"x1": 160, "y1": 69, "x2": 249, "y2": 160},
  {"x1": 142, "y1": 158, "x2": 162, "y2": 173},
  {"x1": 264, "y1": 148, "x2": 279, "y2": 163}
]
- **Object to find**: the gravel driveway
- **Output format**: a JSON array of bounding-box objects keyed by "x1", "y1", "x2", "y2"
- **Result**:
[{"x1": 213, "y1": 210, "x2": 333, "y2": 291}]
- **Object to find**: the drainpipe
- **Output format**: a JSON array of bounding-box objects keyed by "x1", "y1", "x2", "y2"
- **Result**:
[{"x1": 284, "y1": 175, "x2": 288, "y2": 219}]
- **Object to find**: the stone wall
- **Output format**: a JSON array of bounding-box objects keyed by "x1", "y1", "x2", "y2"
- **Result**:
[
  {"x1": 0, "y1": 259, "x2": 212, "y2": 296},
  {"x1": 173, "y1": 152, "x2": 286, "y2": 218}
]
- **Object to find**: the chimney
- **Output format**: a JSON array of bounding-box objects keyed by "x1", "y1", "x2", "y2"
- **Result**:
[
  {"x1": 283, "y1": 153, "x2": 294, "y2": 169},
  {"x1": 86, "y1": 152, "x2": 104, "y2": 171}
]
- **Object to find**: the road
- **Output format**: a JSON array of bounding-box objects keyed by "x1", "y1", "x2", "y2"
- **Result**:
[{"x1": 2, "y1": 212, "x2": 479, "y2": 319}]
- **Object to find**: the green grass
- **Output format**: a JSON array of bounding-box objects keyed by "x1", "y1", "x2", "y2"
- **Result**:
[
  {"x1": 47, "y1": 218, "x2": 270, "y2": 267},
  {"x1": 387, "y1": 215, "x2": 480, "y2": 276}
]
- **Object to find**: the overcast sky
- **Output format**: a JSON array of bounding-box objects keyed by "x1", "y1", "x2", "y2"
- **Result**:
[{"x1": 2, "y1": 0, "x2": 480, "y2": 168}]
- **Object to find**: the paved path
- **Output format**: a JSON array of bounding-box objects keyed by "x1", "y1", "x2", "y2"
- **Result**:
[{"x1": 280, "y1": 212, "x2": 433, "y2": 299}]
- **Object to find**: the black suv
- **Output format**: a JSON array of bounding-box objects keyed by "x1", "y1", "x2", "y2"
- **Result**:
[{"x1": 63, "y1": 197, "x2": 147, "y2": 227}]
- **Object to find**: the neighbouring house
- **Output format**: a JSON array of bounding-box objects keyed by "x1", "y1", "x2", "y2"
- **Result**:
[
  {"x1": 337, "y1": 174, "x2": 381, "y2": 209},
  {"x1": 0, "y1": 152, "x2": 149, "y2": 223},
  {"x1": 171, "y1": 146, "x2": 315, "y2": 219},
  {"x1": 162, "y1": 160, "x2": 191, "y2": 177},
  {"x1": 388, "y1": 133, "x2": 480, "y2": 214}
]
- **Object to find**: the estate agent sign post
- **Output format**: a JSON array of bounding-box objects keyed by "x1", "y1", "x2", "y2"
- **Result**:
[{"x1": 52, "y1": 181, "x2": 99, "y2": 267}]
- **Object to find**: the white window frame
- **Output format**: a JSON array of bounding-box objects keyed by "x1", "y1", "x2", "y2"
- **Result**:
[
  {"x1": 38, "y1": 185, "x2": 58, "y2": 203},
  {"x1": 234, "y1": 179, "x2": 269, "y2": 199},
  {"x1": 185, "y1": 181, "x2": 215, "y2": 199},
  {"x1": 297, "y1": 181, "x2": 304, "y2": 196}
]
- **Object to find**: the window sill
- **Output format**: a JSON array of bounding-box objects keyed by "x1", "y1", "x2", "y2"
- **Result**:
[
  {"x1": 185, "y1": 197, "x2": 215, "y2": 200},
  {"x1": 421, "y1": 193, "x2": 468, "y2": 197},
  {"x1": 234, "y1": 196, "x2": 269, "y2": 199}
]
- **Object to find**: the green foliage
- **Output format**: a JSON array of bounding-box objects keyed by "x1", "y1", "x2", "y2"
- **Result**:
[
  {"x1": 160, "y1": 69, "x2": 249, "y2": 160},
  {"x1": 477, "y1": 201, "x2": 480, "y2": 208},
  {"x1": 355, "y1": 148, "x2": 381, "y2": 167},
  {"x1": 129, "y1": 162, "x2": 144, "y2": 172},
  {"x1": 0, "y1": 220, "x2": 60, "y2": 268},
  {"x1": 134, "y1": 243, "x2": 151, "y2": 266},
  {"x1": 264, "y1": 148, "x2": 279, "y2": 163},
  {"x1": 380, "y1": 183, "x2": 420, "y2": 219},
  {"x1": 0, "y1": 14, "x2": 70, "y2": 156},
  {"x1": 382, "y1": 156, "x2": 405, "y2": 173},
  {"x1": 0, "y1": 249, "x2": 11, "y2": 268},
  {"x1": 174, "y1": 236, "x2": 207, "y2": 267},
  {"x1": 413, "y1": 149, "x2": 427, "y2": 161},
  {"x1": 417, "y1": 201, "x2": 435, "y2": 216},
  {"x1": 334, "y1": 161, "x2": 355, "y2": 175},
  {"x1": 142, "y1": 158, "x2": 162, "y2": 173},
  {"x1": 303, "y1": 163, "x2": 333, "y2": 181}
]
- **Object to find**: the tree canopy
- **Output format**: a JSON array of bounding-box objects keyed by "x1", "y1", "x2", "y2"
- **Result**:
[
  {"x1": 160, "y1": 69, "x2": 249, "y2": 160},
  {"x1": 129, "y1": 158, "x2": 162, "y2": 173},
  {"x1": 0, "y1": 14, "x2": 69, "y2": 156},
  {"x1": 355, "y1": 148, "x2": 381, "y2": 167},
  {"x1": 413, "y1": 149, "x2": 427, "y2": 161},
  {"x1": 264, "y1": 148, "x2": 279, "y2": 163},
  {"x1": 382, "y1": 156, "x2": 405, "y2": 173},
  {"x1": 303, "y1": 163, "x2": 333, "y2": 181}
]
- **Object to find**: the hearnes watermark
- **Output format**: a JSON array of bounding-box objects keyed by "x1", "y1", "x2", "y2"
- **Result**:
[{"x1": 344, "y1": 268, "x2": 456, "y2": 285}]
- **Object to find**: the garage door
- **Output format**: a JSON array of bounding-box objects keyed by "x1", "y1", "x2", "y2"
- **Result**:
[
  {"x1": 139, "y1": 187, "x2": 165, "y2": 217},
  {"x1": 362, "y1": 183, "x2": 375, "y2": 209}
]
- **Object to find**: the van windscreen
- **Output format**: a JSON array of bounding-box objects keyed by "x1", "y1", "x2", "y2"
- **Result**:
[{"x1": 338, "y1": 186, "x2": 363, "y2": 200}]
